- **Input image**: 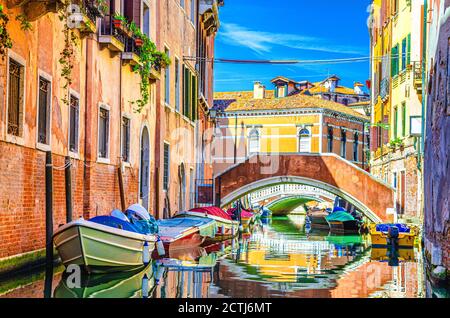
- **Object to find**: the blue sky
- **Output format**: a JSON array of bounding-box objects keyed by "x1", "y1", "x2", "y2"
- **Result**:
[{"x1": 214, "y1": 0, "x2": 372, "y2": 92}]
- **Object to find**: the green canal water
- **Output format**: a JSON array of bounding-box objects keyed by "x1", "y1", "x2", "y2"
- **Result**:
[{"x1": 0, "y1": 216, "x2": 441, "y2": 298}]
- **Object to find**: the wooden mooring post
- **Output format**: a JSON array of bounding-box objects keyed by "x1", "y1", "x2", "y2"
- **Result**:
[
  {"x1": 118, "y1": 162, "x2": 126, "y2": 212},
  {"x1": 45, "y1": 151, "x2": 54, "y2": 266},
  {"x1": 64, "y1": 156, "x2": 72, "y2": 223}
]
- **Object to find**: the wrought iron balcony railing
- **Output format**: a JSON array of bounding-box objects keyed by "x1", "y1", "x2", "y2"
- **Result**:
[{"x1": 100, "y1": 14, "x2": 127, "y2": 46}]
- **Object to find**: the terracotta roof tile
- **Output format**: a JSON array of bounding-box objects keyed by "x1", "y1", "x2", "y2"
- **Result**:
[{"x1": 214, "y1": 91, "x2": 369, "y2": 120}]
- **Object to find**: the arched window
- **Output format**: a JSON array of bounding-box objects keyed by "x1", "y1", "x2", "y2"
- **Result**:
[
  {"x1": 353, "y1": 132, "x2": 359, "y2": 161},
  {"x1": 178, "y1": 163, "x2": 186, "y2": 212},
  {"x1": 298, "y1": 128, "x2": 311, "y2": 153},
  {"x1": 327, "y1": 126, "x2": 333, "y2": 152},
  {"x1": 248, "y1": 129, "x2": 260, "y2": 154}
]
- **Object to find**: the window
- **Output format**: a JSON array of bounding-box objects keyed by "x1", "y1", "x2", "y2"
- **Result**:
[
  {"x1": 248, "y1": 129, "x2": 260, "y2": 154},
  {"x1": 353, "y1": 132, "x2": 359, "y2": 162},
  {"x1": 98, "y1": 106, "x2": 110, "y2": 158},
  {"x1": 340, "y1": 129, "x2": 347, "y2": 158},
  {"x1": 164, "y1": 47, "x2": 170, "y2": 105},
  {"x1": 393, "y1": 106, "x2": 398, "y2": 138},
  {"x1": 391, "y1": 44, "x2": 399, "y2": 77},
  {"x1": 163, "y1": 143, "x2": 170, "y2": 190},
  {"x1": 393, "y1": 172, "x2": 398, "y2": 189},
  {"x1": 190, "y1": 0, "x2": 195, "y2": 24},
  {"x1": 7, "y1": 59, "x2": 25, "y2": 136},
  {"x1": 342, "y1": 98, "x2": 349, "y2": 106},
  {"x1": 393, "y1": 0, "x2": 399, "y2": 15},
  {"x1": 175, "y1": 58, "x2": 180, "y2": 112},
  {"x1": 121, "y1": 117, "x2": 130, "y2": 162},
  {"x1": 401, "y1": 37, "x2": 407, "y2": 71},
  {"x1": 37, "y1": 77, "x2": 51, "y2": 145},
  {"x1": 298, "y1": 128, "x2": 311, "y2": 153},
  {"x1": 142, "y1": 1, "x2": 150, "y2": 38},
  {"x1": 180, "y1": 0, "x2": 185, "y2": 9},
  {"x1": 406, "y1": 34, "x2": 411, "y2": 66},
  {"x1": 327, "y1": 126, "x2": 333, "y2": 152},
  {"x1": 182, "y1": 64, "x2": 198, "y2": 121},
  {"x1": 401, "y1": 102, "x2": 407, "y2": 137},
  {"x1": 69, "y1": 95, "x2": 79, "y2": 153}
]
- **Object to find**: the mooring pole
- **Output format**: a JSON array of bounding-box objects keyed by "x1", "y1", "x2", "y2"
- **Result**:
[
  {"x1": 64, "y1": 156, "x2": 72, "y2": 223},
  {"x1": 45, "y1": 151, "x2": 54, "y2": 267},
  {"x1": 118, "y1": 162, "x2": 126, "y2": 212}
]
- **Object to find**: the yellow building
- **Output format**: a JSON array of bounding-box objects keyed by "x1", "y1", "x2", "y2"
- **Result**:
[
  {"x1": 213, "y1": 81, "x2": 369, "y2": 175},
  {"x1": 369, "y1": 0, "x2": 424, "y2": 222}
]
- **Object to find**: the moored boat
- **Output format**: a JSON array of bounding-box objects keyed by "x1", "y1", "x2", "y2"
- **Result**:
[
  {"x1": 154, "y1": 216, "x2": 217, "y2": 257},
  {"x1": 325, "y1": 210, "x2": 360, "y2": 233},
  {"x1": 306, "y1": 208, "x2": 330, "y2": 230},
  {"x1": 369, "y1": 223, "x2": 418, "y2": 248},
  {"x1": 53, "y1": 205, "x2": 158, "y2": 274},
  {"x1": 226, "y1": 207, "x2": 256, "y2": 232},
  {"x1": 174, "y1": 206, "x2": 239, "y2": 242}
]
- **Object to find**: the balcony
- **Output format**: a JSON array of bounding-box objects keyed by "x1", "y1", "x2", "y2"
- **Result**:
[
  {"x1": 199, "y1": 0, "x2": 222, "y2": 35},
  {"x1": 121, "y1": 37, "x2": 141, "y2": 66},
  {"x1": 412, "y1": 61, "x2": 423, "y2": 94},
  {"x1": 99, "y1": 15, "x2": 127, "y2": 52}
]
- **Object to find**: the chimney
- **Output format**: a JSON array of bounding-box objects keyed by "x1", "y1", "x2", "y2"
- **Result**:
[
  {"x1": 354, "y1": 82, "x2": 364, "y2": 95},
  {"x1": 253, "y1": 81, "x2": 266, "y2": 99}
]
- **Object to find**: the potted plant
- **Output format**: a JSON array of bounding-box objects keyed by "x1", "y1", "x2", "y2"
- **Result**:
[
  {"x1": 128, "y1": 21, "x2": 144, "y2": 47},
  {"x1": 112, "y1": 13, "x2": 126, "y2": 29},
  {"x1": 152, "y1": 50, "x2": 171, "y2": 71}
]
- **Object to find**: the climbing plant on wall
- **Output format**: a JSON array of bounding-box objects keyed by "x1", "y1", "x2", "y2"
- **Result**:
[
  {"x1": 0, "y1": 5, "x2": 12, "y2": 59},
  {"x1": 58, "y1": 1, "x2": 78, "y2": 106},
  {"x1": 128, "y1": 21, "x2": 171, "y2": 113}
]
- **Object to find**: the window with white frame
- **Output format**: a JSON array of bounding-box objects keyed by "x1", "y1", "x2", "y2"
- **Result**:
[
  {"x1": 298, "y1": 128, "x2": 311, "y2": 153},
  {"x1": 163, "y1": 143, "x2": 170, "y2": 190},
  {"x1": 37, "y1": 76, "x2": 51, "y2": 145},
  {"x1": 353, "y1": 132, "x2": 359, "y2": 162},
  {"x1": 98, "y1": 106, "x2": 110, "y2": 159},
  {"x1": 164, "y1": 47, "x2": 170, "y2": 105},
  {"x1": 248, "y1": 128, "x2": 260, "y2": 154},
  {"x1": 121, "y1": 116, "x2": 130, "y2": 162},
  {"x1": 69, "y1": 94, "x2": 79, "y2": 153},
  {"x1": 190, "y1": 0, "x2": 195, "y2": 24},
  {"x1": 340, "y1": 129, "x2": 347, "y2": 158}
]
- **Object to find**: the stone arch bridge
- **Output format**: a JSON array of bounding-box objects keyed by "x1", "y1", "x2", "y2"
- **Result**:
[{"x1": 214, "y1": 153, "x2": 395, "y2": 222}]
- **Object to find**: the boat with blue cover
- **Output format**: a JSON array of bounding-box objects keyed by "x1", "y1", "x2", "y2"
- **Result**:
[
  {"x1": 53, "y1": 204, "x2": 158, "y2": 273},
  {"x1": 155, "y1": 216, "x2": 217, "y2": 257},
  {"x1": 369, "y1": 223, "x2": 418, "y2": 248},
  {"x1": 325, "y1": 207, "x2": 362, "y2": 233}
]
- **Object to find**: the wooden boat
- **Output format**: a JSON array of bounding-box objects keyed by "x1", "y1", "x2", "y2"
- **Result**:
[
  {"x1": 326, "y1": 210, "x2": 361, "y2": 233},
  {"x1": 53, "y1": 216, "x2": 157, "y2": 274},
  {"x1": 226, "y1": 207, "x2": 256, "y2": 232},
  {"x1": 369, "y1": 223, "x2": 418, "y2": 248},
  {"x1": 154, "y1": 216, "x2": 217, "y2": 257},
  {"x1": 174, "y1": 206, "x2": 239, "y2": 242},
  {"x1": 306, "y1": 208, "x2": 330, "y2": 230},
  {"x1": 53, "y1": 264, "x2": 155, "y2": 298}
]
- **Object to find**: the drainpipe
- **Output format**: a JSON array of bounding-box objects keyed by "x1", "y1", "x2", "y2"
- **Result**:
[
  {"x1": 419, "y1": 0, "x2": 428, "y2": 171},
  {"x1": 83, "y1": 34, "x2": 92, "y2": 219}
]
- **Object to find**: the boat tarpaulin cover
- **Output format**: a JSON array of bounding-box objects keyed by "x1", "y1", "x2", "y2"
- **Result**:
[
  {"x1": 226, "y1": 208, "x2": 254, "y2": 219},
  {"x1": 157, "y1": 217, "x2": 217, "y2": 239},
  {"x1": 325, "y1": 211, "x2": 355, "y2": 222},
  {"x1": 189, "y1": 206, "x2": 232, "y2": 221},
  {"x1": 375, "y1": 223, "x2": 411, "y2": 233}
]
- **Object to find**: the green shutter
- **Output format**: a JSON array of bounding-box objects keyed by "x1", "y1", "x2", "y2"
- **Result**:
[
  {"x1": 391, "y1": 45, "x2": 399, "y2": 76},
  {"x1": 183, "y1": 66, "x2": 189, "y2": 116},
  {"x1": 406, "y1": 34, "x2": 411, "y2": 66},
  {"x1": 191, "y1": 74, "x2": 197, "y2": 121}
]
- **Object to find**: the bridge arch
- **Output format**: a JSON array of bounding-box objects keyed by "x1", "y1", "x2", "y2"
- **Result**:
[{"x1": 214, "y1": 153, "x2": 395, "y2": 222}]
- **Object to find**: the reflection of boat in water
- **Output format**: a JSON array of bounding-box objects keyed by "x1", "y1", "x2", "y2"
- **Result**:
[
  {"x1": 306, "y1": 209, "x2": 329, "y2": 230},
  {"x1": 53, "y1": 264, "x2": 155, "y2": 298},
  {"x1": 370, "y1": 247, "x2": 416, "y2": 263}
]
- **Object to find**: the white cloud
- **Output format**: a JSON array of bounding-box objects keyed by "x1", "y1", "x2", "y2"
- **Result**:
[{"x1": 219, "y1": 23, "x2": 366, "y2": 56}]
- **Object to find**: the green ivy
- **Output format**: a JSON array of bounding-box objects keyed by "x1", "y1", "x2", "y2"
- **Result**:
[
  {"x1": 15, "y1": 14, "x2": 32, "y2": 31},
  {"x1": 58, "y1": 1, "x2": 78, "y2": 106},
  {"x1": 0, "y1": 5, "x2": 12, "y2": 59},
  {"x1": 124, "y1": 19, "x2": 171, "y2": 113}
]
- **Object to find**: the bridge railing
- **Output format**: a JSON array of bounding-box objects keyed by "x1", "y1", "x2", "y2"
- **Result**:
[{"x1": 250, "y1": 184, "x2": 336, "y2": 204}]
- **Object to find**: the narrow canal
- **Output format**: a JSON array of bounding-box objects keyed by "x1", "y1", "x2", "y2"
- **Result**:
[{"x1": 0, "y1": 215, "x2": 442, "y2": 298}]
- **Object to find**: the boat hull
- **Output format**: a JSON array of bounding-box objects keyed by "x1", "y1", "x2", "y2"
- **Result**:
[
  {"x1": 308, "y1": 211, "x2": 330, "y2": 230},
  {"x1": 369, "y1": 225, "x2": 417, "y2": 248},
  {"x1": 327, "y1": 220, "x2": 360, "y2": 233},
  {"x1": 53, "y1": 219, "x2": 157, "y2": 273}
]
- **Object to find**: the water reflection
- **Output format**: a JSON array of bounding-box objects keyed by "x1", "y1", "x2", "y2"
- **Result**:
[{"x1": 1, "y1": 215, "x2": 429, "y2": 298}]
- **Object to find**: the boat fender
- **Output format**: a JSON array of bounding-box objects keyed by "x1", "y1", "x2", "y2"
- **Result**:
[
  {"x1": 143, "y1": 241, "x2": 150, "y2": 265},
  {"x1": 142, "y1": 273, "x2": 149, "y2": 298},
  {"x1": 156, "y1": 236, "x2": 165, "y2": 256}
]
